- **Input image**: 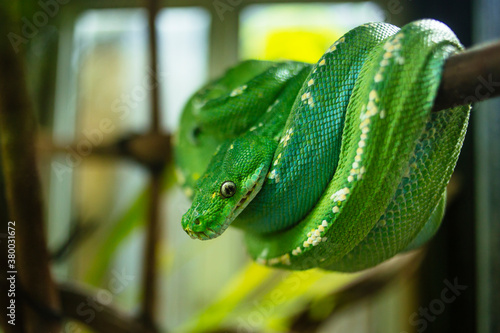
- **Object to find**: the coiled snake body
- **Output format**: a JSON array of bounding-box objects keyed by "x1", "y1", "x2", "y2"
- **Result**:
[{"x1": 175, "y1": 20, "x2": 470, "y2": 271}]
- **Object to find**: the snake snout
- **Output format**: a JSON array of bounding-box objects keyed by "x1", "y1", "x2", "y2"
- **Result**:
[
  {"x1": 182, "y1": 215, "x2": 212, "y2": 240},
  {"x1": 184, "y1": 218, "x2": 226, "y2": 241}
]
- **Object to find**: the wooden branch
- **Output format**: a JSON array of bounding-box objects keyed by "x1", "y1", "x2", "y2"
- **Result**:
[
  {"x1": 37, "y1": 132, "x2": 172, "y2": 168},
  {"x1": 0, "y1": 4, "x2": 61, "y2": 333},
  {"x1": 433, "y1": 40, "x2": 500, "y2": 111},
  {"x1": 139, "y1": 0, "x2": 163, "y2": 332},
  {"x1": 140, "y1": 172, "x2": 163, "y2": 333},
  {"x1": 147, "y1": 0, "x2": 161, "y2": 134}
]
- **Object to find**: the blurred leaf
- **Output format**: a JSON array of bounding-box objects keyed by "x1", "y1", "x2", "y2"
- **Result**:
[
  {"x1": 265, "y1": 270, "x2": 360, "y2": 331},
  {"x1": 179, "y1": 262, "x2": 275, "y2": 333},
  {"x1": 84, "y1": 163, "x2": 176, "y2": 285}
]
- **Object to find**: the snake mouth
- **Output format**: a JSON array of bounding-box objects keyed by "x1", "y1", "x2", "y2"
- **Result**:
[{"x1": 185, "y1": 225, "x2": 224, "y2": 240}]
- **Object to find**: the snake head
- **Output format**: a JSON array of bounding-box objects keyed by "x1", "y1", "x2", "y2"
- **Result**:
[{"x1": 182, "y1": 133, "x2": 276, "y2": 240}]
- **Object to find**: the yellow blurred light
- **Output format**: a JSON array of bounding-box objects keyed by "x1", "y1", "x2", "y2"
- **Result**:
[{"x1": 262, "y1": 29, "x2": 342, "y2": 63}]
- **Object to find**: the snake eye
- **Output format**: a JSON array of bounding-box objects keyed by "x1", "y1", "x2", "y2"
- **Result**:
[
  {"x1": 220, "y1": 181, "x2": 236, "y2": 198},
  {"x1": 189, "y1": 126, "x2": 202, "y2": 145}
]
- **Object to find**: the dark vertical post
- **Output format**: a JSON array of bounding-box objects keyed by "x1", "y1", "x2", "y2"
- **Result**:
[
  {"x1": 474, "y1": 0, "x2": 500, "y2": 332},
  {"x1": 409, "y1": 1, "x2": 477, "y2": 333},
  {"x1": 140, "y1": 0, "x2": 163, "y2": 331},
  {"x1": 148, "y1": 0, "x2": 161, "y2": 133}
]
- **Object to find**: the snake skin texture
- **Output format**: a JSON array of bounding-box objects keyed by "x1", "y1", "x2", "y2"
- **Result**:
[{"x1": 175, "y1": 20, "x2": 470, "y2": 272}]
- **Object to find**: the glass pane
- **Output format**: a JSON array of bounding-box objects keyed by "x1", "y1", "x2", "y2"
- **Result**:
[
  {"x1": 48, "y1": 7, "x2": 211, "y2": 314},
  {"x1": 158, "y1": 8, "x2": 210, "y2": 132},
  {"x1": 73, "y1": 9, "x2": 150, "y2": 135},
  {"x1": 240, "y1": 2, "x2": 384, "y2": 63}
]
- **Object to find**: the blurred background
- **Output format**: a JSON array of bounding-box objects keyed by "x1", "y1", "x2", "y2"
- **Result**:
[{"x1": 2, "y1": 0, "x2": 499, "y2": 332}]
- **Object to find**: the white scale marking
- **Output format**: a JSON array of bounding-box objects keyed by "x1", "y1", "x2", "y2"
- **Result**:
[
  {"x1": 273, "y1": 32, "x2": 408, "y2": 265},
  {"x1": 230, "y1": 84, "x2": 247, "y2": 97}
]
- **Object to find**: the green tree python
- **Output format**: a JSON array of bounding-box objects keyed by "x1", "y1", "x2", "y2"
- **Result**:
[{"x1": 174, "y1": 20, "x2": 470, "y2": 272}]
